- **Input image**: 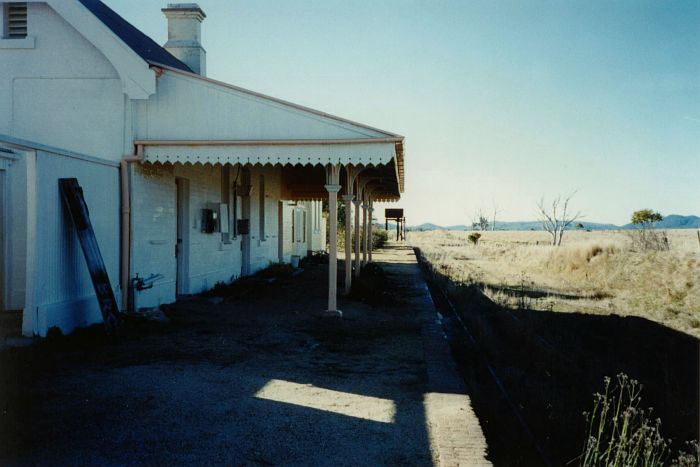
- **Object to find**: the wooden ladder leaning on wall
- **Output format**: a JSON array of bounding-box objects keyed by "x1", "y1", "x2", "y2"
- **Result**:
[{"x1": 59, "y1": 178, "x2": 120, "y2": 335}]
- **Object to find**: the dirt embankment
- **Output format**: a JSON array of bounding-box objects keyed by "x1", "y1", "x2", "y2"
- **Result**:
[{"x1": 417, "y1": 247, "x2": 699, "y2": 466}]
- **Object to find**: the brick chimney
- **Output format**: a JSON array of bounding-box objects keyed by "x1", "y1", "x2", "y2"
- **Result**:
[{"x1": 162, "y1": 3, "x2": 206, "y2": 75}]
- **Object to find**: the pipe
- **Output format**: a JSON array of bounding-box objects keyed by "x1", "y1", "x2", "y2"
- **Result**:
[
  {"x1": 133, "y1": 137, "x2": 403, "y2": 147},
  {"x1": 120, "y1": 146, "x2": 144, "y2": 311}
]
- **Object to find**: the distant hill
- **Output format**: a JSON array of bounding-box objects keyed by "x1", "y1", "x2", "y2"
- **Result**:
[
  {"x1": 408, "y1": 215, "x2": 699, "y2": 232},
  {"x1": 412, "y1": 223, "x2": 445, "y2": 231}
]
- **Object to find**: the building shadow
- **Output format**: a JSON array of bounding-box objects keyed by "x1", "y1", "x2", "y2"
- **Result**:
[
  {"x1": 0, "y1": 258, "x2": 436, "y2": 466},
  {"x1": 422, "y1": 259, "x2": 699, "y2": 466}
]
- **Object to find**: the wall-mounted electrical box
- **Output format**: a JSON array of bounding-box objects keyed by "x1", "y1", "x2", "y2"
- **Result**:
[
  {"x1": 201, "y1": 208, "x2": 218, "y2": 233},
  {"x1": 237, "y1": 219, "x2": 250, "y2": 235}
]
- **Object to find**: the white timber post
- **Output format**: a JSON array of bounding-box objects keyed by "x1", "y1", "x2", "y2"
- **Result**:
[
  {"x1": 353, "y1": 197, "x2": 361, "y2": 278},
  {"x1": 324, "y1": 164, "x2": 342, "y2": 317},
  {"x1": 354, "y1": 176, "x2": 374, "y2": 275},
  {"x1": 342, "y1": 166, "x2": 362, "y2": 294},
  {"x1": 368, "y1": 196, "x2": 374, "y2": 262},
  {"x1": 362, "y1": 194, "x2": 368, "y2": 267},
  {"x1": 342, "y1": 194, "x2": 353, "y2": 294}
]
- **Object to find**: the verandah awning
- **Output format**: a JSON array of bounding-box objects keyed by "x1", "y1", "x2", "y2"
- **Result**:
[
  {"x1": 135, "y1": 136, "x2": 405, "y2": 199},
  {"x1": 138, "y1": 138, "x2": 398, "y2": 167}
]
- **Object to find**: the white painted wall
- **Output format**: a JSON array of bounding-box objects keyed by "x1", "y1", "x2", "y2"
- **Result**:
[
  {"x1": 0, "y1": 3, "x2": 126, "y2": 335},
  {"x1": 248, "y1": 166, "x2": 283, "y2": 273},
  {"x1": 32, "y1": 150, "x2": 120, "y2": 336},
  {"x1": 279, "y1": 200, "x2": 325, "y2": 263},
  {"x1": 0, "y1": 1, "x2": 345, "y2": 337},
  {"x1": 3, "y1": 153, "x2": 28, "y2": 311},
  {"x1": 130, "y1": 163, "x2": 290, "y2": 309},
  {"x1": 280, "y1": 202, "x2": 294, "y2": 263},
  {"x1": 134, "y1": 71, "x2": 385, "y2": 141},
  {"x1": 0, "y1": 3, "x2": 127, "y2": 161}
]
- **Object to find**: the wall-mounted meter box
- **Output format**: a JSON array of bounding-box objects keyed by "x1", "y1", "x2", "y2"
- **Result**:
[
  {"x1": 237, "y1": 219, "x2": 250, "y2": 235},
  {"x1": 201, "y1": 208, "x2": 218, "y2": 233}
]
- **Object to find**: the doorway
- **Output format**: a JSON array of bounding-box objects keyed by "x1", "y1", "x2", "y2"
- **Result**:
[
  {"x1": 240, "y1": 168, "x2": 251, "y2": 276},
  {"x1": 175, "y1": 178, "x2": 190, "y2": 296}
]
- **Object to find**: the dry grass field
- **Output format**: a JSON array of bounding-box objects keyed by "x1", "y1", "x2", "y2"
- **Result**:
[{"x1": 411, "y1": 229, "x2": 700, "y2": 338}]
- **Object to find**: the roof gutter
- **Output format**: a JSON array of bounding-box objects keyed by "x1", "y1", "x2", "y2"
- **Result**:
[{"x1": 133, "y1": 137, "x2": 403, "y2": 146}]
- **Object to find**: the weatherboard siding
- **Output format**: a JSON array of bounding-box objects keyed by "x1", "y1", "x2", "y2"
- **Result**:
[
  {"x1": 130, "y1": 164, "x2": 300, "y2": 309},
  {"x1": 134, "y1": 71, "x2": 384, "y2": 142},
  {"x1": 0, "y1": 3, "x2": 127, "y2": 161},
  {"x1": 33, "y1": 150, "x2": 121, "y2": 336}
]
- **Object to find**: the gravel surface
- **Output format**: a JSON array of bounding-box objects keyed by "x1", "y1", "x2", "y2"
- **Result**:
[{"x1": 1, "y1": 248, "x2": 445, "y2": 466}]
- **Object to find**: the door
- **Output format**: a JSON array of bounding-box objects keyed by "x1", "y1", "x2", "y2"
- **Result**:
[
  {"x1": 240, "y1": 168, "x2": 251, "y2": 276},
  {"x1": 175, "y1": 178, "x2": 190, "y2": 296}
]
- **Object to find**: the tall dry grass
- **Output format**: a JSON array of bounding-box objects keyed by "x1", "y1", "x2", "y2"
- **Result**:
[{"x1": 411, "y1": 229, "x2": 700, "y2": 338}]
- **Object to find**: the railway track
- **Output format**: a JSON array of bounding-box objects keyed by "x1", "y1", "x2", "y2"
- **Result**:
[
  {"x1": 415, "y1": 246, "x2": 700, "y2": 466},
  {"x1": 416, "y1": 249, "x2": 555, "y2": 466}
]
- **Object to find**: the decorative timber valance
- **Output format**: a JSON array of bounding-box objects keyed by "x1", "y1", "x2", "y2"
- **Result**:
[{"x1": 136, "y1": 138, "x2": 400, "y2": 169}]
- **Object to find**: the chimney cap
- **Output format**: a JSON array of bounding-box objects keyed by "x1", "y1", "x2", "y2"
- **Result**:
[{"x1": 161, "y1": 3, "x2": 206, "y2": 20}]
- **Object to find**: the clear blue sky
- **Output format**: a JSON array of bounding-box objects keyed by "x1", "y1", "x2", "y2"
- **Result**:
[{"x1": 105, "y1": 0, "x2": 700, "y2": 226}]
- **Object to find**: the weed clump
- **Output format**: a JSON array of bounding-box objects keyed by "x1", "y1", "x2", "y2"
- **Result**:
[
  {"x1": 549, "y1": 243, "x2": 620, "y2": 272},
  {"x1": 468, "y1": 232, "x2": 482, "y2": 245},
  {"x1": 351, "y1": 263, "x2": 394, "y2": 305},
  {"x1": 255, "y1": 263, "x2": 294, "y2": 280},
  {"x1": 578, "y1": 373, "x2": 698, "y2": 467},
  {"x1": 299, "y1": 251, "x2": 328, "y2": 268},
  {"x1": 204, "y1": 263, "x2": 296, "y2": 299}
]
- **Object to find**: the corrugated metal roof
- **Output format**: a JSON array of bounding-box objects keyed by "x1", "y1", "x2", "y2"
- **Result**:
[{"x1": 77, "y1": 0, "x2": 192, "y2": 73}]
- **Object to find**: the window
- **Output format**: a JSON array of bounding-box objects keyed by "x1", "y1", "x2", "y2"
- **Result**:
[
  {"x1": 258, "y1": 175, "x2": 265, "y2": 240},
  {"x1": 4, "y1": 3, "x2": 27, "y2": 38}
]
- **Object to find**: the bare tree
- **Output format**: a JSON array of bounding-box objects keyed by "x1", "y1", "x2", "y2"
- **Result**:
[
  {"x1": 491, "y1": 201, "x2": 502, "y2": 231},
  {"x1": 472, "y1": 208, "x2": 489, "y2": 231},
  {"x1": 536, "y1": 193, "x2": 583, "y2": 246}
]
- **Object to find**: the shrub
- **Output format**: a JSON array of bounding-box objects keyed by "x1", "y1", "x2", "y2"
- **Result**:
[
  {"x1": 203, "y1": 263, "x2": 294, "y2": 299},
  {"x1": 629, "y1": 210, "x2": 669, "y2": 252},
  {"x1": 468, "y1": 232, "x2": 482, "y2": 245},
  {"x1": 579, "y1": 373, "x2": 698, "y2": 467},
  {"x1": 372, "y1": 229, "x2": 389, "y2": 249},
  {"x1": 628, "y1": 229, "x2": 670, "y2": 252},
  {"x1": 255, "y1": 262, "x2": 294, "y2": 279},
  {"x1": 337, "y1": 228, "x2": 389, "y2": 251},
  {"x1": 299, "y1": 250, "x2": 328, "y2": 267},
  {"x1": 548, "y1": 242, "x2": 619, "y2": 272},
  {"x1": 46, "y1": 326, "x2": 64, "y2": 339},
  {"x1": 350, "y1": 262, "x2": 391, "y2": 304}
]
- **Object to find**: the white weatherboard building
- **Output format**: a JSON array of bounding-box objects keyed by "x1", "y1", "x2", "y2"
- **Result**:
[{"x1": 0, "y1": 1, "x2": 404, "y2": 337}]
